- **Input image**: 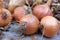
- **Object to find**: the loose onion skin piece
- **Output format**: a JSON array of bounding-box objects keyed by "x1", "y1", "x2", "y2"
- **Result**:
[
  {"x1": 13, "y1": 7, "x2": 26, "y2": 22},
  {"x1": 0, "y1": 8, "x2": 12, "y2": 27},
  {"x1": 19, "y1": 14, "x2": 39, "y2": 35},
  {"x1": 8, "y1": 0, "x2": 26, "y2": 13},
  {"x1": 40, "y1": 16, "x2": 59, "y2": 37}
]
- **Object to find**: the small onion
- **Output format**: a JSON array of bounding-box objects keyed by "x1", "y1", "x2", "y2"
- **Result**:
[
  {"x1": 13, "y1": 5, "x2": 29, "y2": 22},
  {"x1": 13, "y1": 6, "x2": 26, "y2": 22}
]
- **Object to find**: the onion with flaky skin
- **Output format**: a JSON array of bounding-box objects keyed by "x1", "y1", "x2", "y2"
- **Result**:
[
  {"x1": 19, "y1": 14, "x2": 39, "y2": 35},
  {"x1": 40, "y1": 16, "x2": 59, "y2": 37}
]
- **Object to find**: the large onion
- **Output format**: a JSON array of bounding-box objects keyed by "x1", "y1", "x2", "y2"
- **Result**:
[
  {"x1": 33, "y1": 0, "x2": 53, "y2": 20},
  {"x1": 19, "y1": 14, "x2": 39, "y2": 35},
  {"x1": 40, "y1": 16, "x2": 59, "y2": 37}
]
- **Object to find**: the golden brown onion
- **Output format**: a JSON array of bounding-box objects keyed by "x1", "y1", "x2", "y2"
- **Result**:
[
  {"x1": 13, "y1": 7, "x2": 26, "y2": 22},
  {"x1": 19, "y1": 14, "x2": 39, "y2": 35},
  {"x1": 40, "y1": 16, "x2": 59, "y2": 37},
  {"x1": 33, "y1": 0, "x2": 53, "y2": 20},
  {"x1": 0, "y1": 8, "x2": 12, "y2": 27}
]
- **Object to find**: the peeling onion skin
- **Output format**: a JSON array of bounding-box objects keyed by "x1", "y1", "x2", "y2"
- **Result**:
[
  {"x1": 33, "y1": 4, "x2": 53, "y2": 20},
  {"x1": 13, "y1": 7, "x2": 26, "y2": 22},
  {"x1": 40, "y1": 16, "x2": 59, "y2": 37},
  {"x1": 0, "y1": 8, "x2": 12, "y2": 27},
  {"x1": 8, "y1": 0, "x2": 26, "y2": 13},
  {"x1": 20, "y1": 14, "x2": 39, "y2": 35}
]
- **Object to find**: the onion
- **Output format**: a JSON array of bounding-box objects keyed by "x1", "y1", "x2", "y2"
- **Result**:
[
  {"x1": 40, "y1": 16, "x2": 59, "y2": 37},
  {"x1": 19, "y1": 14, "x2": 39, "y2": 35},
  {"x1": 0, "y1": 1, "x2": 12, "y2": 27},
  {"x1": 13, "y1": 6, "x2": 26, "y2": 22},
  {"x1": 33, "y1": 0, "x2": 53, "y2": 20}
]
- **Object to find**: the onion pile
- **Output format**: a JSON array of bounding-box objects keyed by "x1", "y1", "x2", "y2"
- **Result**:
[{"x1": 0, "y1": 0, "x2": 59, "y2": 38}]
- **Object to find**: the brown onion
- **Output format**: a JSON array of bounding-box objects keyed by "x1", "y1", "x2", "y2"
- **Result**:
[
  {"x1": 40, "y1": 16, "x2": 59, "y2": 37},
  {"x1": 0, "y1": 2, "x2": 12, "y2": 27},
  {"x1": 13, "y1": 6, "x2": 26, "y2": 22},
  {"x1": 33, "y1": 0, "x2": 53, "y2": 20},
  {"x1": 0, "y1": 8, "x2": 12, "y2": 27},
  {"x1": 13, "y1": 5, "x2": 30, "y2": 22},
  {"x1": 19, "y1": 14, "x2": 39, "y2": 35}
]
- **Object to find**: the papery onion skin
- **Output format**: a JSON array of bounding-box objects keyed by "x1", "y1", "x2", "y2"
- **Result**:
[{"x1": 8, "y1": 0, "x2": 26, "y2": 13}]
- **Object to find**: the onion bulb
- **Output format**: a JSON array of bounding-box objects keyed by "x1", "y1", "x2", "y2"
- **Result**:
[
  {"x1": 19, "y1": 14, "x2": 39, "y2": 35},
  {"x1": 40, "y1": 16, "x2": 59, "y2": 37}
]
